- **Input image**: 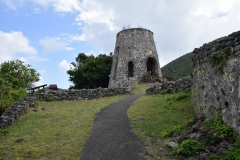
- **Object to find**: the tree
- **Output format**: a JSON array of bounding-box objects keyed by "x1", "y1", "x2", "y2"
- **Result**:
[
  {"x1": 0, "y1": 60, "x2": 39, "y2": 114},
  {"x1": 67, "y1": 53, "x2": 113, "y2": 89},
  {"x1": 0, "y1": 60, "x2": 40, "y2": 89}
]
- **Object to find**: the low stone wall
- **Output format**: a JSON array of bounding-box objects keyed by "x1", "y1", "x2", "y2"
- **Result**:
[
  {"x1": 146, "y1": 76, "x2": 192, "y2": 94},
  {"x1": 0, "y1": 98, "x2": 35, "y2": 130},
  {"x1": 36, "y1": 88, "x2": 130, "y2": 101}
]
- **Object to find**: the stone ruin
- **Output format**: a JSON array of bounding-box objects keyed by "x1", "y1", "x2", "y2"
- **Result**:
[
  {"x1": 108, "y1": 28, "x2": 162, "y2": 89},
  {"x1": 192, "y1": 30, "x2": 240, "y2": 134}
]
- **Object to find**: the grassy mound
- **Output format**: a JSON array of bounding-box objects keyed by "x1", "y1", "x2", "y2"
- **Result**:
[{"x1": 128, "y1": 91, "x2": 194, "y2": 159}]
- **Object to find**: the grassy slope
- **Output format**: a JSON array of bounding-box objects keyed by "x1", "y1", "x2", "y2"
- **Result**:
[
  {"x1": 128, "y1": 91, "x2": 194, "y2": 159},
  {"x1": 161, "y1": 52, "x2": 194, "y2": 80},
  {"x1": 0, "y1": 95, "x2": 126, "y2": 160}
]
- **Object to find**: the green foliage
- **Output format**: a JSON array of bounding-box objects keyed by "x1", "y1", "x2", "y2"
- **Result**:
[
  {"x1": 174, "y1": 92, "x2": 189, "y2": 101},
  {"x1": 210, "y1": 48, "x2": 229, "y2": 73},
  {"x1": 67, "y1": 53, "x2": 113, "y2": 89},
  {"x1": 43, "y1": 96, "x2": 54, "y2": 102},
  {"x1": 172, "y1": 139, "x2": 206, "y2": 157},
  {"x1": 158, "y1": 88, "x2": 171, "y2": 95},
  {"x1": 0, "y1": 129, "x2": 9, "y2": 138},
  {"x1": 36, "y1": 88, "x2": 45, "y2": 93},
  {"x1": 161, "y1": 52, "x2": 194, "y2": 80},
  {"x1": 224, "y1": 147, "x2": 240, "y2": 160},
  {"x1": 210, "y1": 154, "x2": 222, "y2": 160},
  {"x1": 161, "y1": 125, "x2": 184, "y2": 138},
  {"x1": 0, "y1": 75, "x2": 28, "y2": 114},
  {"x1": 204, "y1": 111, "x2": 235, "y2": 139},
  {"x1": 0, "y1": 60, "x2": 40, "y2": 89}
]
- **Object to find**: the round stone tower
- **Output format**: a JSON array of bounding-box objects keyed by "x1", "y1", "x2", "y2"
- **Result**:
[{"x1": 108, "y1": 28, "x2": 162, "y2": 89}]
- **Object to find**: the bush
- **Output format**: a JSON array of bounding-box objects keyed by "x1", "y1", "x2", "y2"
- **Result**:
[
  {"x1": 204, "y1": 111, "x2": 235, "y2": 138},
  {"x1": 172, "y1": 139, "x2": 206, "y2": 157},
  {"x1": 36, "y1": 88, "x2": 45, "y2": 93},
  {"x1": 44, "y1": 96, "x2": 54, "y2": 102},
  {"x1": 161, "y1": 125, "x2": 184, "y2": 138}
]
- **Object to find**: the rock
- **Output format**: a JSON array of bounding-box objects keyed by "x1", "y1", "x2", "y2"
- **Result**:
[
  {"x1": 134, "y1": 116, "x2": 144, "y2": 121},
  {"x1": 167, "y1": 142, "x2": 178, "y2": 149},
  {"x1": 15, "y1": 138, "x2": 24, "y2": 143},
  {"x1": 32, "y1": 108, "x2": 38, "y2": 112},
  {"x1": 42, "y1": 107, "x2": 46, "y2": 110},
  {"x1": 207, "y1": 146, "x2": 217, "y2": 153},
  {"x1": 199, "y1": 151, "x2": 211, "y2": 160},
  {"x1": 172, "y1": 131, "x2": 181, "y2": 137}
]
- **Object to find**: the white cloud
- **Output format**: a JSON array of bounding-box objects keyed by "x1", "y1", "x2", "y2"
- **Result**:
[
  {"x1": 34, "y1": 76, "x2": 44, "y2": 86},
  {"x1": 40, "y1": 37, "x2": 64, "y2": 53},
  {"x1": 1, "y1": 0, "x2": 240, "y2": 67},
  {"x1": 0, "y1": 31, "x2": 37, "y2": 63},
  {"x1": 59, "y1": 60, "x2": 73, "y2": 72}
]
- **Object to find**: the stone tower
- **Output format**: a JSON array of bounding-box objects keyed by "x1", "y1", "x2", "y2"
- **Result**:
[{"x1": 108, "y1": 28, "x2": 162, "y2": 89}]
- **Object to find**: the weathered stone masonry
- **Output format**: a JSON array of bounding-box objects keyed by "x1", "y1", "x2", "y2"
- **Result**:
[
  {"x1": 37, "y1": 88, "x2": 130, "y2": 101},
  {"x1": 192, "y1": 30, "x2": 240, "y2": 134},
  {"x1": 146, "y1": 76, "x2": 192, "y2": 94},
  {"x1": 109, "y1": 28, "x2": 162, "y2": 89}
]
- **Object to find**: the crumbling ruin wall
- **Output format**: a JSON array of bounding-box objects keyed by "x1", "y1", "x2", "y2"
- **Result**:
[
  {"x1": 192, "y1": 30, "x2": 240, "y2": 133},
  {"x1": 109, "y1": 28, "x2": 162, "y2": 89}
]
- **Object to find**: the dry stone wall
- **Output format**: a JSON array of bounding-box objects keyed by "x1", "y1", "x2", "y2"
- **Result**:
[
  {"x1": 0, "y1": 88, "x2": 129, "y2": 130},
  {"x1": 146, "y1": 76, "x2": 192, "y2": 94},
  {"x1": 192, "y1": 30, "x2": 240, "y2": 133},
  {"x1": 37, "y1": 88, "x2": 130, "y2": 101},
  {"x1": 0, "y1": 98, "x2": 35, "y2": 130},
  {"x1": 109, "y1": 28, "x2": 162, "y2": 89}
]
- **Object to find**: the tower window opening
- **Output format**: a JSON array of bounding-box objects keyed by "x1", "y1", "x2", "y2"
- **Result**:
[{"x1": 128, "y1": 61, "x2": 134, "y2": 77}]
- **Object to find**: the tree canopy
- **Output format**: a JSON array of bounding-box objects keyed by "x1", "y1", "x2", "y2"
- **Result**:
[
  {"x1": 0, "y1": 60, "x2": 40, "y2": 114},
  {"x1": 67, "y1": 53, "x2": 113, "y2": 89},
  {"x1": 0, "y1": 60, "x2": 40, "y2": 89}
]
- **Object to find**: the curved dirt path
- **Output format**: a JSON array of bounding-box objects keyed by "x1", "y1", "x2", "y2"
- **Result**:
[{"x1": 80, "y1": 93, "x2": 146, "y2": 160}]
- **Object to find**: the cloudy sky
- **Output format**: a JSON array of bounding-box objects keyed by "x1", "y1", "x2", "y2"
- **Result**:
[{"x1": 1, "y1": 0, "x2": 240, "y2": 89}]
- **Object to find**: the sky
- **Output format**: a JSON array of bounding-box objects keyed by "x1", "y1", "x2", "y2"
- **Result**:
[{"x1": 1, "y1": 0, "x2": 240, "y2": 89}]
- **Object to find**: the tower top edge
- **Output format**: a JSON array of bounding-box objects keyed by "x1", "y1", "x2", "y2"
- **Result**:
[{"x1": 117, "y1": 28, "x2": 153, "y2": 37}]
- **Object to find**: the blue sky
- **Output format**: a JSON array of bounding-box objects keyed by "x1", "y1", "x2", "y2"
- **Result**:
[{"x1": 1, "y1": 0, "x2": 240, "y2": 89}]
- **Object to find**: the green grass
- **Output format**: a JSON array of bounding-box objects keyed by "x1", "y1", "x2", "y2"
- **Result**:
[
  {"x1": 0, "y1": 95, "x2": 126, "y2": 160},
  {"x1": 132, "y1": 83, "x2": 153, "y2": 94},
  {"x1": 128, "y1": 91, "x2": 194, "y2": 159}
]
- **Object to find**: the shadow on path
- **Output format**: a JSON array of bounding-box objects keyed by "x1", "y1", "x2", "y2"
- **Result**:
[{"x1": 80, "y1": 93, "x2": 146, "y2": 160}]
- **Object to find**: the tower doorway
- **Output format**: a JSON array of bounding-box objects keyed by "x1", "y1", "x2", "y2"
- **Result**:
[
  {"x1": 146, "y1": 57, "x2": 158, "y2": 76},
  {"x1": 128, "y1": 61, "x2": 134, "y2": 77}
]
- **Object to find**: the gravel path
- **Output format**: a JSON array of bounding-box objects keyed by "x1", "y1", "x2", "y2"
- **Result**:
[{"x1": 80, "y1": 93, "x2": 146, "y2": 160}]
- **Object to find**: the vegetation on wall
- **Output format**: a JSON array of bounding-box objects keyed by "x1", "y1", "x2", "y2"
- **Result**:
[
  {"x1": 67, "y1": 53, "x2": 113, "y2": 89},
  {"x1": 161, "y1": 52, "x2": 193, "y2": 80},
  {"x1": 210, "y1": 48, "x2": 229, "y2": 73}
]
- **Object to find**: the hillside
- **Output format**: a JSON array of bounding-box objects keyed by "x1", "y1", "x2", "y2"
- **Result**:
[{"x1": 161, "y1": 52, "x2": 194, "y2": 80}]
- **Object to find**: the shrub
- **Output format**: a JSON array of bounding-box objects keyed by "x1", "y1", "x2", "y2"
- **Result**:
[
  {"x1": 161, "y1": 125, "x2": 184, "y2": 138},
  {"x1": 172, "y1": 139, "x2": 206, "y2": 157},
  {"x1": 36, "y1": 88, "x2": 45, "y2": 93},
  {"x1": 224, "y1": 147, "x2": 240, "y2": 160},
  {"x1": 204, "y1": 111, "x2": 235, "y2": 138},
  {"x1": 44, "y1": 96, "x2": 54, "y2": 102}
]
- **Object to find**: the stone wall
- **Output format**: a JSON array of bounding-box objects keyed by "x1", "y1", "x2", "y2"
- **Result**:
[
  {"x1": 0, "y1": 88, "x2": 129, "y2": 130},
  {"x1": 192, "y1": 30, "x2": 240, "y2": 133},
  {"x1": 36, "y1": 88, "x2": 130, "y2": 101},
  {"x1": 0, "y1": 98, "x2": 35, "y2": 130},
  {"x1": 146, "y1": 76, "x2": 192, "y2": 94},
  {"x1": 109, "y1": 28, "x2": 162, "y2": 89}
]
